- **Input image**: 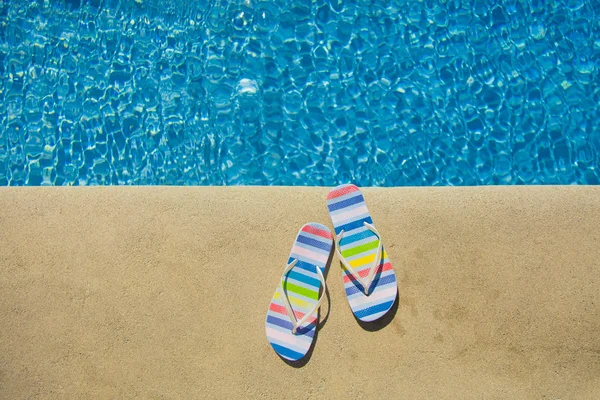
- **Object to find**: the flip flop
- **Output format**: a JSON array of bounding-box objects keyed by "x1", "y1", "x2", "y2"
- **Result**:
[
  {"x1": 326, "y1": 184, "x2": 398, "y2": 322},
  {"x1": 265, "y1": 223, "x2": 333, "y2": 361}
]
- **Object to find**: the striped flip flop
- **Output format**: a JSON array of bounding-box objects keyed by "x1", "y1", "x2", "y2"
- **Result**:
[
  {"x1": 327, "y1": 184, "x2": 398, "y2": 322},
  {"x1": 265, "y1": 223, "x2": 333, "y2": 361}
]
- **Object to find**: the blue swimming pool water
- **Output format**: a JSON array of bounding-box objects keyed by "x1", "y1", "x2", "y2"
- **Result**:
[{"x1": 0, "y1": 0, "x2": 599, "y2": 186}]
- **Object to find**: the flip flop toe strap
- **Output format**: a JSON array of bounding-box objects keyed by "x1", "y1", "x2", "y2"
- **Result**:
[
  {"x1": 277, "y1": 259, "x2": 326, "y2": 335},
  {"x1": 335, "y1": 222, "x2": 383, "y2": 295}
]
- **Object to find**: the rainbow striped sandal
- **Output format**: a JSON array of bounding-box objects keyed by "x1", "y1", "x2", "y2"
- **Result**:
[
  {"x1": 265, "y1": 223, "x2": 333, "y2": 361},
  {"x1": 327, "y1": 184, "x2": 398, "y2": 322}
]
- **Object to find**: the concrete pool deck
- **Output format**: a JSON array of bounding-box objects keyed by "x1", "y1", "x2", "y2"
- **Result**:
[{"x1": 0, "y1": 186, "x2": 599, "y2": 399}]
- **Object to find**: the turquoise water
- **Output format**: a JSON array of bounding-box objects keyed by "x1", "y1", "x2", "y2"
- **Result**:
[{"x1": 0, "y1": 0, "x2": 599, "y2": 186}]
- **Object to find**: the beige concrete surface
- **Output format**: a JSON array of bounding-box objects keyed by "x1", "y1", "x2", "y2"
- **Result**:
[{"x1": 0, "y1": 186, "x2": 599, "y2": 399}]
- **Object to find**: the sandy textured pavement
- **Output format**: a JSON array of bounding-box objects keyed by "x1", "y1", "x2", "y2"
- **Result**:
[{"x1": 0, "y1": 186, "x2": 599, "y2": 399}]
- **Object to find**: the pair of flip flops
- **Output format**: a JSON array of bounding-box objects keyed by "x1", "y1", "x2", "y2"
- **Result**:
[{"x1": 265, "y1": 184, "x2": 399, "y2": 361}]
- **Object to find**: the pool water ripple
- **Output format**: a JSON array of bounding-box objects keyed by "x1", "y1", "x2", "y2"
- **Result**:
[{"x1": 0, "y1": 0, "x2": 599, "y2": 185}]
